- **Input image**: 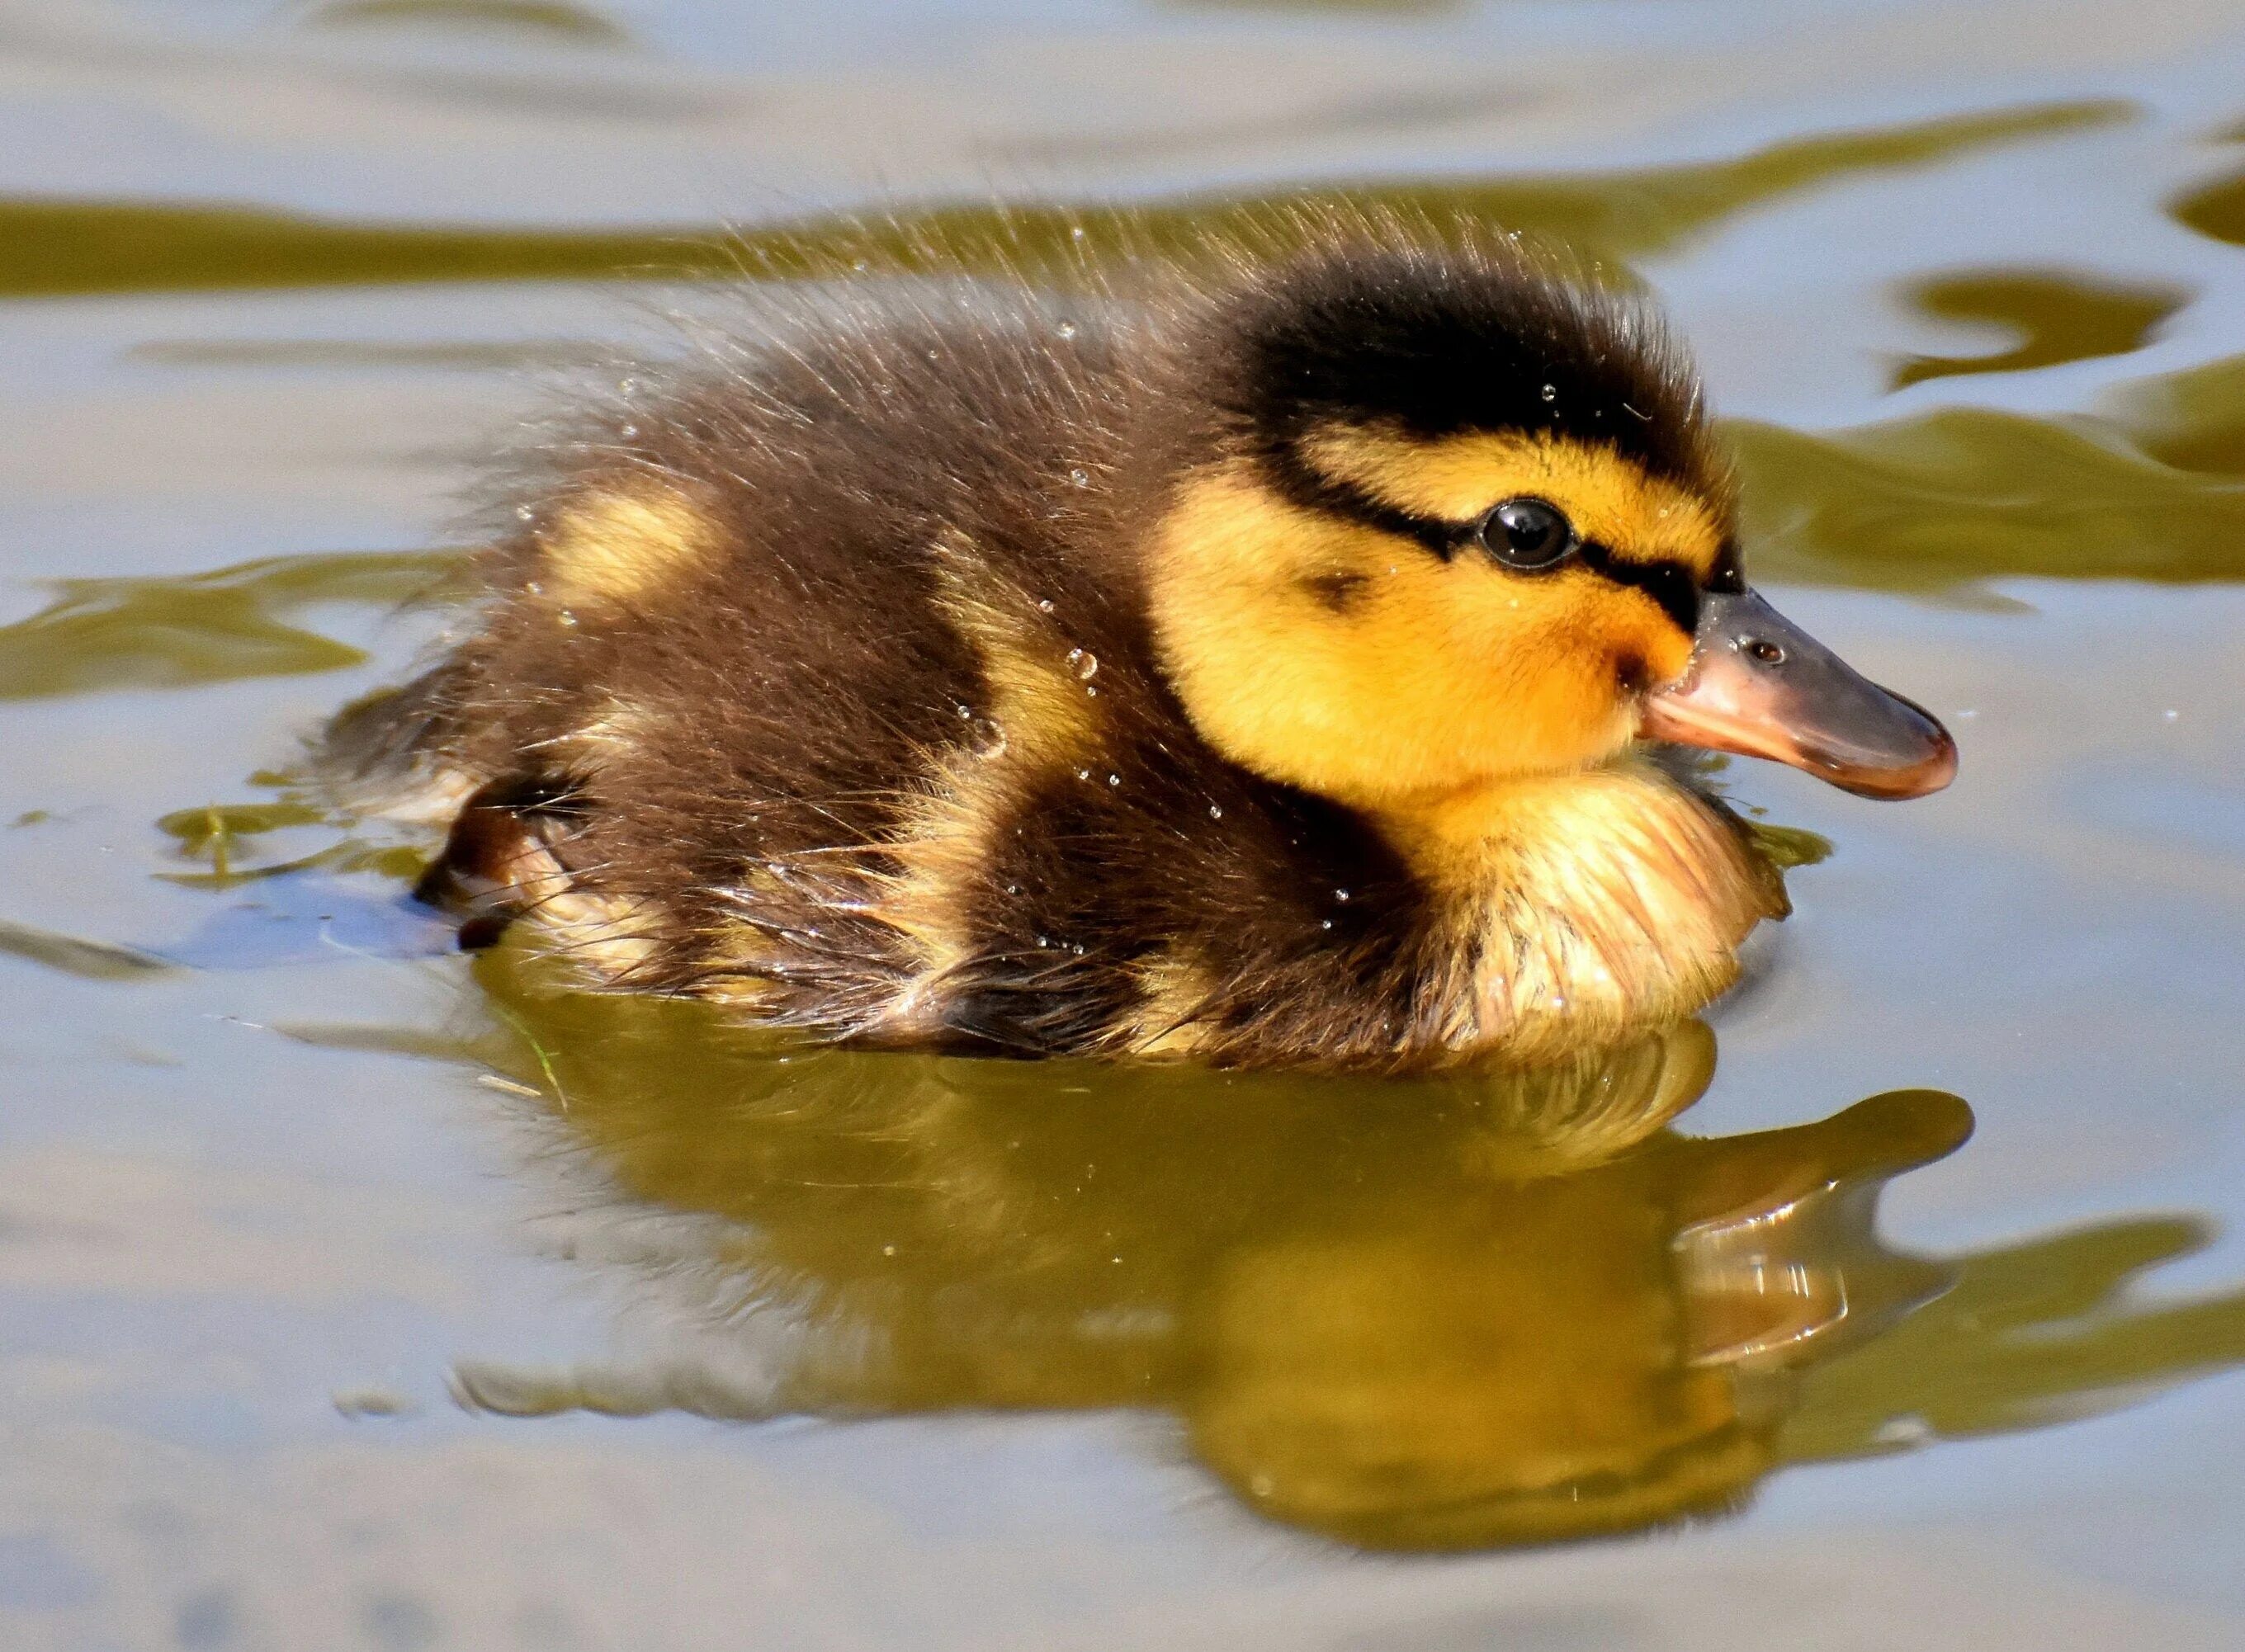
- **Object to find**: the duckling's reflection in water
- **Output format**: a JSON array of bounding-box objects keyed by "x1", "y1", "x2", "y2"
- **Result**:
[{"x1": 389, "y1": 955, "x2": 2245, "y2": 1553}]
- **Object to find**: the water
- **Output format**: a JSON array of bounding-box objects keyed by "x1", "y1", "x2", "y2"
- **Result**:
[{"x1": 5, "y1": 2, "x2": 2245, "y2": 1646}]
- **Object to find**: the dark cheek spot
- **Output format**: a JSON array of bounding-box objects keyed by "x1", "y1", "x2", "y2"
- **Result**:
[
  {"x1": 1614, "y1": 654, "x2": 1651, "y2": 697},
  {"x1": 1302, "y1": 569, "x2": 1369, "y2": 614}
]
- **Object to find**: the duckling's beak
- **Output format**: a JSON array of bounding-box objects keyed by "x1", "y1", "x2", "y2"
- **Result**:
[{"x1": 1638, "y1": 588, "x2": 1956, "y2": 800}]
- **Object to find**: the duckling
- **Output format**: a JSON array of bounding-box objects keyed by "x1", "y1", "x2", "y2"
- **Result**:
[{"x1": 337, "y1": 207, "x2": 1954, "y2": 1071}]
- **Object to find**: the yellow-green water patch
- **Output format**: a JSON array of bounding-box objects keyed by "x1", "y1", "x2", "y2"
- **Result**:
[
  {"x1": 1888, "y1": 267, "x2": 2187, "y2": 391},
  {"x1": 2105, "y1": 352, "x2": 2245, "y2": 477},
  {"x1": 293, "y1": 0, "x2": 633, "y2": 44},
  {"x1": 328, "y1": 964, "x2": 2245, "y2": 1551},
  {"x1": 1783, "y1": 1215, "x2": 2245, "y2": 1461},
  {"x1": 0, "y1": 917, "x2": 176, "y2": 980},
  {"x1": 0, "y1": 550, "x2": 463, "y2": 700},
  {"x1": 0, "y1": 100, "x2": 2127, "y2": 299},
  {"x1": 2171, "y1": 163, "x2": 2245, "y2": 245},
  {"x1": 1735, "y1": 366, "x2": 2245, "y2": 592}
]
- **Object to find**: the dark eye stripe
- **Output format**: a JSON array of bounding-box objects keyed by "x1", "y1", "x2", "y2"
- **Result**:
[
  {"x1": 1261, "y1": 447, "x2": 1703, "y2": 635},
  {"x1": 1575, "y1": 542, "x2": 1701, "y2": 634},
  {"x1": 1263, "y1": 444, "x2": 1457, "y2": 557}
]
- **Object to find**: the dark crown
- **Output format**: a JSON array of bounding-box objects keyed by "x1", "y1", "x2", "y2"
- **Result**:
[{"x1": 1203, "y1": 229, "x2": 1726, "y2": 497}]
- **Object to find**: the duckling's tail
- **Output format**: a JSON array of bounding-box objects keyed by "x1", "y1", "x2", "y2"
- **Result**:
[
  {"x1": 309, "y1": 662, "x2": 483, "y2": 827},
  {"x1": 321, "y1": 664, "x2": 455, "y2": 773}
]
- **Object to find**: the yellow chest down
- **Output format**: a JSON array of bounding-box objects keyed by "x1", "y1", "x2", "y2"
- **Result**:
[{"x1": 1380, "y1": 762, "x2": 1784, "y2": 1063}]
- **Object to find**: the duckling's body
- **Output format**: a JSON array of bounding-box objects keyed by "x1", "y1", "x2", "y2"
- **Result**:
[{"x1": 344, "y1": 211, "x2": 1948, "y2": 1071}]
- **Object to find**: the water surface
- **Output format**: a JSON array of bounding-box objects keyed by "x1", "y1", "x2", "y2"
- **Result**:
[{"x1": 5, "y1": 2, "x2": 2245, "y2": 1647}]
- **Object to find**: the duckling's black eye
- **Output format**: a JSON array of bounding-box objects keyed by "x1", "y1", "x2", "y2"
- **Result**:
[{"x1": 1477, "y1": 498, "x2": 1576, "y2": 570}]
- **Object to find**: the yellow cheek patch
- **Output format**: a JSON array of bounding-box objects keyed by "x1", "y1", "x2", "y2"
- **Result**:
[
  {"x1": 1299, "y1": 425, "x2": 1726, "y2": 578},
  {"x1": 542, "y1": 486, "x2": 716, "y2": 606},
  {"x1": 1148, "y1": 462, "x2": 1647, "y2": 806}
]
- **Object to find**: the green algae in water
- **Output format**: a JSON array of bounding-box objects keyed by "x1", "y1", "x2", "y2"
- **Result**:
[
  {"x1": 149, "y1": 798, "x2": 426, "y2": 890},
  {"x1": 1746, "y1": 821, "x2": 1833, "y2": 871},
  {"x1": 157, "y1": 801, "x2": 331, "y2": 851}
]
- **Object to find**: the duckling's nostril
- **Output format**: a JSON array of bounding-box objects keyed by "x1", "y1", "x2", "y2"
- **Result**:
[{"x1": 1741, "y1": 637, "x2": 1786, "y2": 667}]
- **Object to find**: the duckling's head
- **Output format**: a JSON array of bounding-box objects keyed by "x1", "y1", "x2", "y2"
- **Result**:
[{"x1": 1145, "y1": 225, "x2": 1954, "y2": 811}]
